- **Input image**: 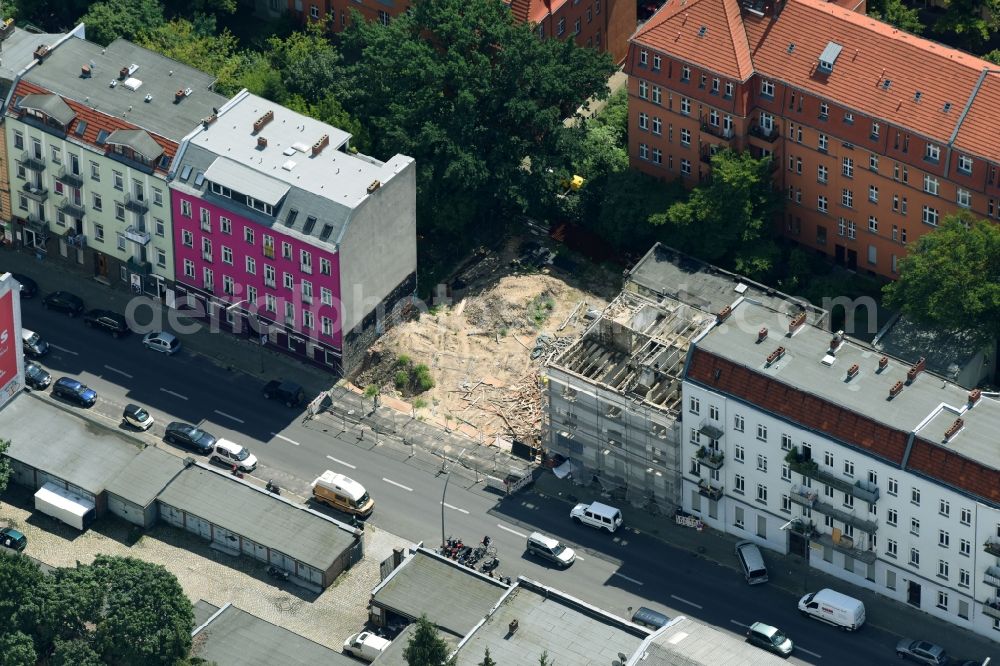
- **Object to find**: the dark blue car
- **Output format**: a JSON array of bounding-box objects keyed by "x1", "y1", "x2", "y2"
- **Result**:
[{"x1": 52, "y1": 377, "x2": 97, "y2": 407}]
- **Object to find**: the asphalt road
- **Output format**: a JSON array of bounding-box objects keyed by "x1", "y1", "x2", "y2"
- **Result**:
[{"x1": 21, "y1": 300, "x2": 932, "y2": 665}]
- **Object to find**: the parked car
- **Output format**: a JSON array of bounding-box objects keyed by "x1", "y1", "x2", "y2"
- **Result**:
[
  {"x1": 122, "y1": 403, "x2": 154, "y2": 430},
  {"x1": 164, "y1": 422, "x2": 216, "y2": 455},
  {"x1": 262, "y1": 380, "x2": 305, "y2": 407},
  {"x1": 746, "y1": 621, "x2": 794, "y2": 657},
  {"x1": 342, "y1": 632, "x2": 390, "y2": 662},
  {"x1": 21, "y1": 329, "x2": 48, "y2": 358},
  {"x1": 83, "y1": 309, "x2": 130, "y2": 337},
  {"x1": 631, "y1": 607, "x2": 670, "y2": 631},
  {"x1": 24, "y1": 361, "x2": 51, "y2": 390},
  {"x1": 210, "y1": 438, "x2": 257, "y2": 473},
  {"x1": 51, "y1": 377, "x2": 97, "y2": 406},
  {"x1": 526, "y1": 531, "x2": 576, "y2": 567},
  {"x1": 570, "y1": 501, "x2": 623, "y2": 533},
  {"x1": 42, "y1": 290, "x2": 84, "y2": 316},
  {"x1": 11, "y1": 273, "x2": 37, "y2": 299},
  {"x1": 142, "y1": 331, "x2": 181, "y2": 354},
  {"x1": 896, "y1": 639, "x2": 949, "y2": 665},
  {"x1": 0, "y1": 527, "x2": 26, "y2": 552}
]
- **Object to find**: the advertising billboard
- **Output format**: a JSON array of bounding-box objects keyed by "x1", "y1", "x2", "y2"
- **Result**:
[{"x1": 0, "y1": 273, "x2": 24, "y2": 408}]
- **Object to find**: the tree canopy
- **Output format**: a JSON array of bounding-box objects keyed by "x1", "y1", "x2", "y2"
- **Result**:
[
  {"x1": 883, "y1": 211, "x2": 1000, "y2": 343},
  {"x1": 79, "y1": 0, "x2": 166, "y2": 46},
  {"x1": 404, "y1": 615, "x2": 453, "y2": 666}
]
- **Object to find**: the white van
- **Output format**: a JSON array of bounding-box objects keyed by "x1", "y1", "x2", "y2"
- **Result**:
[
  {"x1": 734, "y1": 540, "x2": 769, "y2": 585},
  {"x1": 342, "y1": 632, "x2": 390, "y2": 662},
  {"x1": 570, "y1": 501, "x2": 623, "y2": 533},
  {"x1": 210, "y1": 439, "x2": 258, "y2": 473},
  {"x1": 312, "y1": 471, "x2": 374, "y2": 518},
  {"x1": 798, "y1": 588, "x2": 866, "y2": 631},
  {"x1": 526, "y1": 532, "x2": 576, "y2": 567},
  {"x1": 22, "y1": 329, "x2": 48, "y2": 357}
]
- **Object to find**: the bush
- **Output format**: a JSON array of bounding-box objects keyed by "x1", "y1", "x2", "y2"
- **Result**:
[
  {"x1": 395, "y1": 371, "x2": 409, "y2": 389},
  {"x1": 414, "y1": 364, "x2": 435, "y2": 391}
]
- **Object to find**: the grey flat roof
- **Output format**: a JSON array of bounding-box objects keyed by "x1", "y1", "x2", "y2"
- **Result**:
[
  {"x1": 172, "y1": 91, "x2": 413, "y2": 248},
  {"x1": 625, "y1": 244, "x2": 823, "y2": 324},
  {"x1": 156, "y1": 465, "x2": 358, "y2": 571},
  {"x1": 0, "y1": 28, "x2": 66, "y2": 84},
  {"x1": 455, "y1": 580, "x2": 648, "y2": 666},
  {"x1": 0, "y1": 394, "x2": 142, "y2": 494},
  {"x1": 24, "y1": 37, "x2": 228, "y2": 140},
  {"x1": 192, "y1": 603, "x2": 353, "y2": 666},
  {"x1": 104, "y1": 446, "x2": 186, "y2": 508},
  {"x1": 371, "y1": 549, "x2": 509, "y2": 636},
  {"x1": 20, "y1": 93, "x2": 75, "y2": 125},
  {"x1": 632, "y1": 616, "x2": 789, "y2": 665},
  {"x1": 374, "y1": 623, "x2": 459, "y2": 666},
  {"x1": 695, "y1": 300, "x2": 1000, "y2": 471},
  {"x1": 193, "y1": 599, "x2": 220, "y2": 628},
  {"x1": 203, "y1": 157, "x2": 290, "y2": 206}
]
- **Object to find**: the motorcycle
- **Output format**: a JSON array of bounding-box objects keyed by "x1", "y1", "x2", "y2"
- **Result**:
[
  {"x1": 481, "y1": 557, "x2": 500, "y2": 573},
  {"x1": 266, "y1": 565, "x2": 289, "y2": 581},
  {"x1": 265, "y1": 480, "x2": 280, "y2": 495}
]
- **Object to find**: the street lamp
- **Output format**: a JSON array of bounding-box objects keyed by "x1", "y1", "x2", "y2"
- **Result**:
[
  {"x1": 440, "y1": 466, "x2": 451, "y2": 550},
  {"x1": 780, "y1": 517, "x2": 812, "y2": 593}
]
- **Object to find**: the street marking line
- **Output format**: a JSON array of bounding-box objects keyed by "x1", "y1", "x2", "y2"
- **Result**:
[
  {"x1": 273, "y1": 434, "x2": 300, "y2": 446},
  {"x1": 496, "y1": 524, "x2": 527, "y2": 538},
  {"x1": 795, "y1": 647, "x2": 822, "y2": 659},
  {"x1": 612, "y1": 572, "x2": 644, "y2": 586},
  {"x1": 382, "y1": 478, "x2": 413, "y2": 492},
  {"x1": 326, "y1": 455, "x2": 356, "y2": 469},
  {"x1": 441, "y1": 502, "x2": 469, "y2": 514},
  {"x1": 103, "y1": 365, "x2": 133, "y2": 379},
  {"x1": 214, "y1": 409, "x2": 244, "y2": 424},
  {"x1": 49, "y1": 344, "x2": 78, "y2": 356},
  {"x1": 729, "y1": 620, "x2": 748, "y2": 628},
  {"x1": 160, "y1": 388, "x2": 188, "y2": 400},
  {"x1": 670, "y1": 594, "x2": 703, "y2": 609}
]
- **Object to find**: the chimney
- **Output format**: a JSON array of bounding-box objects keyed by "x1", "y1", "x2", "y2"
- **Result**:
[
  {"x1": 766, "y1": 346, "x2": 785, "y2": 366},
  {"x1": 788, "y1": 311, "x2": 806, "y2": 334},
  {"x1": 508, "y1": 619, "x2": 519, "y2": 635},
  {"x1": 757, "y1": 327, "x2": 768, "y2": 343},
  {"x1": 878, "y1": 356, "x2": 889, "y2": 372},
  {"x1": 202, "y1": 114, "x2": 217, "y2": 129},
  {"x1": 34, "y1": 45, "x2": 49, "y2": 61},
  {"x1": 367, "y1": 180, "x2": 381, "y2": 194},
  {"x1": 119, "y1": 66, "x2": 129, "y2": 79},
  {"x1": 906, "y1": 357, "x2": 926, "y2": 384},
  {"x1": 830, "y1": 329, "x2": 844, "y2": 351},
  {"x1": 253, "y1": 109, "x2": 275, "y2": 134},
  {"x1": 257, "y1": 136, "x2": 268, "y2": 149},
  {"x1": 175, "y1": 89, "x2": 186, "y2": 102},
  {"x1": 969, "y1": 388, "x2": 982, "y2": 406},
  {"x1": 716, "y1": 305, "x2": 732, "y2": 323},
  {"x1": 311, "y1": 133, "x2": 330, "y2": 156},
  {"x1": 847, "y1": 363, "x2": 859, "y2": 380},
  {"x1": 944, "y1": 418, "x2": 964, "y2": 441},
  {"x1": 889, "y1": 380, "x2": 904, "y2": 399}
]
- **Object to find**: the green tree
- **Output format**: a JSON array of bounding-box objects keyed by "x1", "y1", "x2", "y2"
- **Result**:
[
  {"x1": 984, "y1": 49, "x2": 1000, "y2": 65},
  {"x1": 264, "y1": 23, "x2": 342, "y2": 102},
  {"x1": 139, "y1": 18, "x2": 246, "y2": 95},
  {"x1": 9, "y1": 0, "x2": 91, "y2": 32},
  {"x1": 661, "y1": 149, "x2": 781, "y2": 278},
  {"x1": 403, "y1": 615, "x2": 451, "y2": 666},
  {"x1": 577, "y1": 170, "x2": 685, "y2": 253},
  {"x1": 884, "y1": 211, "x2": 1000, "y2": 343},
  {"x1": 51, "y1": 638, "x2": 103, "y2": 666},
  {"x1": 80, "y1": 0, "x2": 166, "y2": 46},
  {"x1": 0, "y1": 551, "x2": 46, "y2": 633},
  {"x1": 479, "y1": 647, "x2": 498, "y2": 666},
  {"x1": 0, "y1": 631, "x2": 36, "y2": 666},
  {"x1": 933, "y1": 0, "x2": 1000, "y2": 51},
  {"x1": 867, "y1": 0, "x2": 923, "y2": 34},
  {"x1": 539, "y1": 651, "x2": 552, "y2": 665},
  {"x1": 0, "y1": 439, "x2": 11, "y2": 496},
  {"x1": 337, "y1": 0, "x2": 616, "y2": 239}
]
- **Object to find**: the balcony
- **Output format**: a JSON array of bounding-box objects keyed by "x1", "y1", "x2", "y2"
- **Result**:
[
  {"x1": 126, "y1": 257, "x2": 152, "y2": 276},
  {"x1": 813, "y1": 531, "x2": 878, "y2": 564},
  {"x1": 983, "y1": 599, "x2": 1000, "y2": 620},
  {"x1": 700, "y1": 123, "x2": 734, "y2": 140},
  {"x1": 749, "y1": 124, "x2": 780, "y2": 143},
  {"x1": 57, "y1": 198, "x2": 85, "y2": 220},
  {"x1": 124, "y1": 194, "x2": 149, "y2": 214},
  {"x1": 21, "y1": 150, "x2": 45, "y2": 171},
  {"x1": 697, "y1": 479, "x2": 724, "y2": 501},
  {"x1": 124, "y1": 226, "x2": 151, "y2": 246},
  {"x1": 986, "y1": 566, "x2": 1000, "y2": 588},
  {"x1": 786, "y1": 451, "x2": 878, "y2": 501},
  {"x1": 21, "y1": 181, "x2": 48, "y2": 202},
  {"x1": 985, "y1": 539, "x2": 1000, "y2": 557},
  {"x1": 698, "y1": 418, "x2": 723, "y2": 440},
  {"x1": 788, "y1": 485, "x2": 877, "y2": 533},
  {"x1": 55, "y1": 166, "x2": 84, "y2": 188},
  {"x1": 695, "y1": 446, "x2": 724, "y2": 470},
  {"x1": 25, "y1": 213, "x2": 48, "y2": 234}
]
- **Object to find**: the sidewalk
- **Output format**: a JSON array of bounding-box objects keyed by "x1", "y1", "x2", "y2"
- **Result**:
[{"x1": 533, "y1": 472, "x2": 999, "y2": 660}]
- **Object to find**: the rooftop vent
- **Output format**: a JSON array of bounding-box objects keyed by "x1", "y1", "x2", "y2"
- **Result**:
[
  {"x1": 257, "y1": 136, "x2": 268, "y2": 149},
  {"x1": 943, "y1": 102, "x2": 952, "y2": 112},
  {"x1": 123, "y1": 77, "x2": 142, "y2": 91},
  {"x1": 914, "y1": 91, "x2": 922, "y2": 102},
  {"x1": 109, "y1": 80, "x2": 117, "y2": 88},
  {"x1": 367, "y1": 180, "x2": 381, "y2": 194},
  {"x1": 906, "y1": 356, "x2": 926, "y2": 384},
  {"x1": 253, "y1": 109, "x2": 275, "y2": 134},
  {"x1": 81, "y1": 64, "x2": 91, "y2": 78},
  {"x1": 944, "y1": 418, "x2": 964, "y2": 442},
  {"x1": 698, "y1": 26, "x2": 707, "y2": 37},
  {"x1": 817, "y1": 41, "x2": 843, "y2": 74},
  {"x1": 34, "y1": 45, "x2": 50, "y2": 61},
  {"x1": 881, "y1": 79, "x2": 891, "y2": 90},
  {"x1": 969, "y1": 388, "x2": 982, "y2": 405},
  {"x1": 766, "y1": 346, "x2": 785, "y2": 366},
  {"x1": 830, "y1": 329, "x2": 844, "y2": 351},
  {"x1": 281, "y1": 159, "x2": 296, "y2": 171},
  {"x1": 847, "y1": 363, "x2": 859, "y2": 379},
  {"x1": 889, "y1": 380, "x2": 904, "y2": 399},
  {"x1": 144, "y1": 93, "x2": 152, "y2": 103},
  {"x1": 878, "y1": 355, "x2": 889, "y2": 372},
  {"x1": 757, "y1": 327, "x2": 768, "y2": 343},
  {"x1": 311, "y1": 133, "x2": 330, "y2": 157},
  {"x1": 787, "y1": 43, "x2": 795, "y2": 54},
  {"x1": 126, "y1": 63, "x2": 139, "y2": 76},
  {"x1": 788, "y1": 311, "x2": 806, "y2": 334},
  {"x1": 716, "y1": 305, "x2": 732, "y2": 323}
]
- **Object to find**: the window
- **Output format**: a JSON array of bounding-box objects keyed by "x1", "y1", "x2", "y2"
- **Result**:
[
  {"x1": 246, "y1": 285, "x2": 257, "y2": 305},
  {"x1": 322, "y1": 316, "x2": 333, "y2": 336},
  {"x1": 639, "y1": 143, "x2": 648, "y2": 160},
  {"x1": 279, "y1": 241, "x2": 291, "y2": 260},
  {"x1": 756, "y1": 424, "x2": 767, "y2": 441},
  {"x1": 90, "y1": 192, "x2": 103, "y2": 212},
  {"x1": 842, "y1": 189, "x2": 853, "y2": 208},
  {"x1": 182, "y1": 230, "x2": 193, "y2": 247},
  {"x1": 870, "y1": 153, "x2": 879, "y2": 171},
  {"x1": 901, "y1": 197, "x2": 908, "y2": 215},
  {"x1": 301, "y1": 279, "x2": 313, "y2": 303},
  {"x1": 909, "y1": 548, "x2": 919, "y2": 567},
  {"x1": 573, "y1": 19, "x2": 580, "y2": 34},
  {"x1": 939, "y1": 530, "x2": 950, "y2": 548},
  {"x1": 264, "y1": 265, "x2": 276, "y2": 288},
  {"x1": 652, "y1": 117, "x2": 662, "y2": 135},
  {"x1": 843, "y1": 460, "x2": 854, "y2": 476},
  {"x1": 680, "y1": 65, "x2": 691, "y2": 81},
  {"x1": 283, "y1": 272, "x2": 294, "y2": 290},
  {"x1": 842, "y1": 157, "x2": 853, "y2": 177},
  {"x1": 870, "y1": 121, "x2": 879, "y2": 138},
  {"x1": 734, "y1": 474, "x2": 745, "y2": 494},
  {"x1": 734, "y1": 414, "x2": 744, "y2": 432},
  {"x1": 638, "y1": 81, "x2": 648, "y2": 99},
  {"x1": 300, "y1": 249, "x2": 313, "y2": 272},
  {"x1": 957, "y1": 154, "x2": 973, "y2": 174},
  {"x1": 679, "y1": 97, "x2": 690, "y2": 114},
  {"x1": 817, "y1": 164, "x2": 828, "y2": 183},
  {"x1": 823, "y1": 451, "x2": 834, "y2": 467},
  {"x1": 113, "y1": 171, "x2": 123, "y2": 191},
  {"x1": 910, "y1": 517, "x2": 920, "y2": 536},
  {"x1": 639, "y1": 50, "x2": 648, "y2": 66},
  {"x1": 680, "y1": 159, "x2": 691, "y2": 175},
  {"x1": 923, "y1": 175, "x2": 939, "y2": 195},
  {"x1": 116, "y1": 233, "x2": 126, "y2": 251},
  {"x1": 725, "y1": 81, "x2": 734, "y2": 97},
  {"x1": 203, "y1": 267, "x2": 214, "y2": 290},
  {"x1": 201, "y1": 237, "x2": 212, "y2": 260},
  {"x1": 959, "y1": 569, "x2": 970, "y2": 588},
  {"x1": 222, "y1": 246, "x2": 233, "y2": 265},
  {"x1": 925, "y1": 143, "x2": 940, "y2": 161},
  {"x1": 939, "y1": 499, "x2": 950, "y2": 517},
  {"x1": 818, "y1": 196, "x2": 828, "y2": 213},
  {"x1": 757, "y1": 454, "x2": 767, "y2": 472},
  {"x1": 557, "y1": 18, "x2": 565, "y2": 36},
  {"x1": 153, "y1": 188, "x2": 163, "y2": 206},
  {"x1": 245, "y1": 256, "x2": 256, "y2": 275},
  {"x1": 761, "y1": 79, "x2": 775, "y2": 97},
  {"x1": 155, "y1": 219, "x2": 165, "y2": 237},
  {"x1": 284, "y1": 301, "x2": 295, "y2": 325},
  {"x1": 886, "y1": 508, "x2": 897, "y2": 526},
  {"x1": 756, "y1": 484, "x2": 768, "y2": 504},
  {"x1": 12, "y1": 130, "x2": 23, "y2": 150},
  {"x1": 638, "y1": 112, "x2": 648, "y2": 130},
  {"x1": 219, "y1": 217, "x2": 231, "y2": 234},
  {"x1": 957, "y1": 188, "x2": 971, "y2": 208},
  {"x1": 712, "y1": 78, "x2": 720, "y2": 93},
  {"x1": 961, "y1": 508, "x2": 971, "y2": 526},
  {"x1": 50, "y1": 146, "x2": 61, "y2": 164},
  {"x1": 263, "y1": 293, "x2": 276, "y2": 313},
  {"x1": 888, "y1": 478, "x2": 898, "y2": 496},
  {"x1": 886, "y1": 539, "x2": 897, "y2": 558},
  {"x1": 222, "y1": 275, "x2": 234, "y2": 295},
  {"x1": 155, "y1": 248, "x2": 166, "y2": 268},
  {"x1": 734, "y1": 444, "x2": 745, "y2": 463},
  {"x1": 378, "y1": 9, "x2": 390, "y2": 24},
  {"x1": 180, "y1": 200, "x2": 192, "y2": 218},
  {"x1": 244, "y1": 227, "x2": 255, "y2": 244},
  {"x1": 868, "y1": 185, "x2": 878, "y2": 203},
  {"x1": 818, "y1": 133, "x2": 828, "y2": 151},
  {"x1": 262, "y1": 234, "x2": 275, "y2": 259},
  {"x1": 911, "y1": 487, "x2": 920, "y2": 505},
  {"x1": 183, "y1": 259, "x2": 195, "y2": 278},
  {"x1": 310, "y1": 4, "x2": 319, "y2": 18},
  {"x1": 320, "y1": 287, "x2": 334, "y2": 306},
  {"x1": 781, "y1": 464, "x2": 791, "y2": 481},
  {"x1": 936, "y1": 591, "x2": 948, "y2": 610},
  {"x1": 677, "y1": 128, "x2": 692, "y2": 148},
  {"x1": 960, "y1": 539, "x2": 971, "y2": 556},
  {"x1": 200, "y1": 207, "x2": 211, "y2": 231},
  {"x1": 868, "y1": 216, "x2": 878, "y2": 233}
]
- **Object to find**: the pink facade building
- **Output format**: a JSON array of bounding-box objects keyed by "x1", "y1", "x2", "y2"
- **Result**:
[{"x1": 169, "y1": 91, "x2": 416, "y2": 373}]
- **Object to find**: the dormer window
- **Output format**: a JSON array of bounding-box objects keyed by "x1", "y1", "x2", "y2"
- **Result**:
[
  {"x1": 681, "y1": 66, "x2": 690, "y2": 82},
  {"x1": 210, "y1": 181, "x2": 232, "y2": 198},
  {"x1": 819, "y1": 102, "x2": 829, "y2": 119},
  {"x1": 925, "y1": 143, "x2": 940, "y2": 162},
  {"x1": 761, "y1": 79, "x2": 775, "y2": 97}
]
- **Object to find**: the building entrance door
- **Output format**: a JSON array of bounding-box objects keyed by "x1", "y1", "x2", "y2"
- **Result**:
[
  {"x1": 906, "y1": 580, "x2": 921, "y2": 607},
  {"x1": 847, "y1": 249, "x2": 858, "y2": 271},
  {"x1": 95, "y1": 253, "x2": 108, "y2": 277},
  {"x1": 835, "y1": 245, "x2": 845, "y2": 264}
]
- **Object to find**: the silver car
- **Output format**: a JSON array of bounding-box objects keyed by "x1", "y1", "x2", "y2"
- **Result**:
[
  {"x1": 895, "y1": 639, "x2": 949, "y2": 665},
  {"x1": 142, "y1": 331, "x2": 181, "y2": 354}
]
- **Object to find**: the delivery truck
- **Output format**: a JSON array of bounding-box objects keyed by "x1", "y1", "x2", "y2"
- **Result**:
[{"x1": 34, "y1": 482, "x2": 96, "y2": 531}]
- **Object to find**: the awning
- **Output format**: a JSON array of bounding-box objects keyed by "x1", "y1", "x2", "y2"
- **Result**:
[{"x1": 105, "y1": 129, "x2": 163, "y2": 161}]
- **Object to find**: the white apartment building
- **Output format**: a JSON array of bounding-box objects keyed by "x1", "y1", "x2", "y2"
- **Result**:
[{"x1": 680, "y1": 297, "x2": 1000, "y2": 640}]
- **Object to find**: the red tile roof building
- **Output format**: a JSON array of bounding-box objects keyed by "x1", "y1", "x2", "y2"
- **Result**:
[
  {"x1": 626, "y1": 0, "x2": 1000, "y2": 278},
  {"x1": 283, "y1": 0, "x2": 635, "y2": 63}
]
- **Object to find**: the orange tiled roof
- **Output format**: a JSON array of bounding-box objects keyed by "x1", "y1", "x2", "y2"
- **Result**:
[
  {"x1": 632, "y1": 0, "x2": 754, "y2": 81},
  {"x1": 10, "y1": 79, "x2": 177, "y2": 168},
  {"x1": 952, "y1": 73, "x2": 1000, "y2": 160},
  {"x1": 504, "y1": 0, "x2": 561, "y2": 25},
  {"x1": 908, "y1": 437, "x2": 1000, "y2": 505},
  {"x1": 634, "y1": 0, "x2": 1000, "y2": 149}
]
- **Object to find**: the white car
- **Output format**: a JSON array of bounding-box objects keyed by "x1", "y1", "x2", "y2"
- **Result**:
[
  {"x1": 570, "y1": 501, "x2": 623, "y2": 533},
  {"x1": 343, "y1": 632, "x2": 391, "y2": 662},
  {"x1": 210, "y1": 438, "x2": 258, "y2": 473},
  {"x1": 142, "y1": 331, "x2": 181, "y2": 354}
]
